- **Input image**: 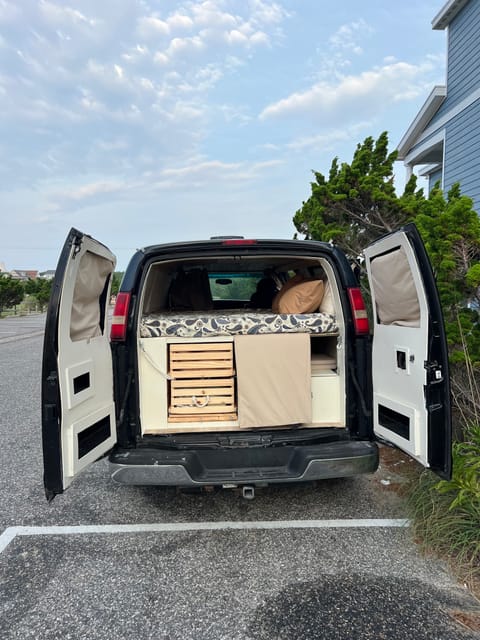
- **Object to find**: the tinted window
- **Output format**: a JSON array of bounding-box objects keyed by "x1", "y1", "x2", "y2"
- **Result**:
[{"x1": 209, "y1": 273, "x2": 262, "y2": 301}]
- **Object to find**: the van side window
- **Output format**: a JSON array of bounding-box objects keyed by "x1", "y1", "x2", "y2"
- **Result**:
[
  {"x1": 369, "y1": 246, "x2": 421, "y2": 327},
  {"x1": 70, "y1": 251, "x2": 113, "y2": 341}
]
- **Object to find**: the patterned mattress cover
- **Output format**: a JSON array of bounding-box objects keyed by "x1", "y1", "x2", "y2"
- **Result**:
[{"x1": 140, "y1": 309, "x2": 338, "y2": 338}]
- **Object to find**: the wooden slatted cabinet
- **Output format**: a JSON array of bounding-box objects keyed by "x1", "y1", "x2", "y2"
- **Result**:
[{"x1": 168, "y1": 343, "x2": 237, "y2": 422}]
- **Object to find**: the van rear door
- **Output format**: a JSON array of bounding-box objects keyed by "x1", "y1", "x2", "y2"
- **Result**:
[
  {"x1": 42, "y1": 228, "x2": 117, "y2": 500},
  {"x1": 364, "y1": 223, "x2": 451, "y2": 479}
]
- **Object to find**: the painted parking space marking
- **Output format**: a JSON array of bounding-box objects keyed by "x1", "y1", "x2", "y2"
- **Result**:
[
  {"x1": 0, "y1": 330, "x2": 45, "y2": 344},
  {"x1": 0, "y1": 519, "x2": 410, "y2": 554}
]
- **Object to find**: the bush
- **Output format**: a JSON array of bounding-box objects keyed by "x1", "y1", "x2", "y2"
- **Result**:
[{"x1": 408, "y1": 424, "x2": 480, "y2": 584}]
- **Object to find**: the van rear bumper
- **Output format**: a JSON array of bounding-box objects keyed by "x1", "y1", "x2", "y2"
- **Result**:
[{"x1": 109, "y1": 440, "x2": 379, "y2": 486}]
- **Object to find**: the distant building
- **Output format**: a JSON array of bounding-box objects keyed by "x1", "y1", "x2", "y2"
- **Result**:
[
  {"x1": 10, "y1": 270, "x2": 39, "y2": 281},
  {"x1": 397, "y1": 0, "x2": 480, "y2": 210},
  {"x1": 39, "y1": 270, "x2": 56, "y2": 280},
  {"x1": 0, "y1": 262, "x2": 7, "y2": 273}
]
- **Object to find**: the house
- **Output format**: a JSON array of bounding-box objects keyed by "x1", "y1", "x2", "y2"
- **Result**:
[
  {"x1": 10, "y1": 270, "x2": 39, "y2": 281},
  {"x1": 397, "y1": 0, "x2": 480, "y2": 211},
  {"x1": 39, "y1": 270, "x2": 56, "y2": 280}
]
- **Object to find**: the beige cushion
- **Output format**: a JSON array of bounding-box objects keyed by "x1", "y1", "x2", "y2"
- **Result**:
[
  {"x1": 277, "y1": 279, "x2": 324, "y2": 314},
  {"x1": 272, "y1": 274, "x2": 303, "y2": 312},
  {"x1": 319, "y1": 280, "x2": 335, "y2": 315}
]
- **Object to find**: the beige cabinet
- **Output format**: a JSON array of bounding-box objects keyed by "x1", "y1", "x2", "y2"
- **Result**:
[{"x1": 311, "y1": 373, "x2": 342, "y2": 425}]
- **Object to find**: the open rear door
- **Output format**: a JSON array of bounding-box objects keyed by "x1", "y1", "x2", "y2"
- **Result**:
[
  {"x1": 42, "y1": 228, "x2": 117, "y2": 500},
  {"x1": 364, "y1": 223, "x2": 451, "y2": 479}
]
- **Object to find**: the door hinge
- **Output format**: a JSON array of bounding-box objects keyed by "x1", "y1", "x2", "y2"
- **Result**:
[
  {"x1": 46, "y1": 371, "x2": 58, "y2": 385},
  {"x1": 71, "y1": 234, "x2": 83, "y2": 259},
  {"x1": 44, "y1": 404, "x2": 58, "y2": 421}
]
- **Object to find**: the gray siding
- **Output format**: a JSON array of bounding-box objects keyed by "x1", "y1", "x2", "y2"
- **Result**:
[
  {"x1": 403, "y1": 0, "x2": 480, "y2": 213},
  {"x1": 428, "y1": 168, "x2": 443, "y2": 192},
  {"x1": 430, "y1": 0, "x2": 480, "y2": 124},
  {"x1": 443, "y1": 98, "x2": 480, "y2": 210}
]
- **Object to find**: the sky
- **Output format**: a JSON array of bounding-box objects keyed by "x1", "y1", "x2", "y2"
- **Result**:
[{"x1": 0, "y1": 0, "x2": 450, "y2": 271}]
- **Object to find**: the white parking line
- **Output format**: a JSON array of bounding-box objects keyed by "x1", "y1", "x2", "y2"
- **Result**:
[
  {"x1": 0, "y1": 519, "x2": 410, "y2": 554},
  {"x1": 0, "y1": 330, "x2": 45, "y2": 344}
]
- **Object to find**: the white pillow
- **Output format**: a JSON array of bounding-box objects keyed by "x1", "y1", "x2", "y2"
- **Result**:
[{"x1": 319, "y1": 280, "x2": 335, "y2": 315}]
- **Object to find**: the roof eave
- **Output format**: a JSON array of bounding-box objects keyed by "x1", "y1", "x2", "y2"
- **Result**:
[
  {"x1": 418, "y1": 163, "x2": 443, "y2": 177},
  {"x1": 432, "y1": 0, "x2": 469, "y2": 29},
  {"x1": 396, "y1": 86, "x2": 446, "y2": 160}
]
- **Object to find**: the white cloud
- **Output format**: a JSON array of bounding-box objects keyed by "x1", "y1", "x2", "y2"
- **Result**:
[
  {"x1": 122, "y1": 44, "x2": 149, "y2": 63},
  {"x1": 139, "y1": 77, "x2": 155, "y2": 91},
  {"x1": 250, "y1": 31, "x2": 270, "y2": 46},
  {"x1": 157, "y1": 157, "x2": 283, "y2": 188},
  {"x1": 136, "y1": 16, "x2": 170, "y2": 38},
  {"x1": 225, "y1": 29, "x2": 249, "y2": 46},
  {"x1": 0, "y1": 0, "x2": 292, "y2": 193},
  {"x1": 167, "y1": 35, "x2": 206, "y2": 56},
  {"x1": 96, "y1": 138, "x2": 129, "y2": 151},
  {"x1": 41, "y1": 156, "x2": 284, "y2": 215},
  {"x1": 137, "y1": 16, "x2": 170, "y2": 40},
  {"x1": 286, "y1": 121, "x2": 373, "y2": 152},
  {"x1": 63, "y1": 180, "x2": 123, "y2": 201},
  {"x1": 0, "y1": 0, "x2": 21, "y2": 24},
  {"x1": 153, "y1": 51, "x2": 169, "y2": 65},
  {"x1": 43, "y1": 178, "x2": 129, "y2": 214},
  {"x1": 80, "y1": 94, "x2": 105, "y2": 113},
  {"x1": 260, "y1": 61, "x2": 436, "y2": 121},
  {"x1": 39, "y1": 0, "x2": 96, "y2": 27},
  {"x1": 216, "y1": 103, "x2": 251, "y2": 124},
  {"x1": 167, "y1": 13, "x2": 194, "y2": 30},
  {"x1": 190, "y1": 2, "x2": 238, "y2": 29},
  {"x1": 329, "y1": 19, "x2": 373, "y2": 55},
  {"x1": 249, "y1": 0, "x2": 290, "y2": 26}
]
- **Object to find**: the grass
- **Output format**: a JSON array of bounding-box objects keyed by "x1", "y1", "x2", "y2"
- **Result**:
[{"x1": 0, "y1": 299, "x2": 44, "y2": 317}]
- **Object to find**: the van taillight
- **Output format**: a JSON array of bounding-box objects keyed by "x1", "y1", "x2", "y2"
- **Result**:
[
  {"x1": 110, "y1": 292, "x2": 131, "y2": 342},
  {"x1": 347, "y1": 287, "x2": 370, "y2": 335}
]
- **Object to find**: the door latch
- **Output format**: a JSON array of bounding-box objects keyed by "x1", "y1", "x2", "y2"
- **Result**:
[{"x1": 424, "y1": 361, "x2": 443, "y2": 383}]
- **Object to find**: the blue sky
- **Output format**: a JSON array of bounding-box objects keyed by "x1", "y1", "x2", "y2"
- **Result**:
[{"x1": 0, "y1": 0, "x2": 449, "y2": 271}]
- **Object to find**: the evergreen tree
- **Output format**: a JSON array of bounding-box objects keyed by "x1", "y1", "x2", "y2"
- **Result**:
[
  {"x1": 293, "y1": 132, "x2": 480, "y2": 425},
  {"x1": 414, "y1": 184, "x2": 480, "y2": 365},
  {"x1": 294, "y1": 132, "x2": 420, "y2": 258}
]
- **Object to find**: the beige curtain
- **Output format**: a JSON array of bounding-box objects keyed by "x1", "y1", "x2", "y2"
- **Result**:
[
  {"x1": 70, "y1": 251, "x2": 114, "y2": 342},
  {"x1": 234, "y1": 333, "x2": 312, "y2": 428},
  {"x1": 370, "y1": 246, "x2": 421, "y2": 327}
]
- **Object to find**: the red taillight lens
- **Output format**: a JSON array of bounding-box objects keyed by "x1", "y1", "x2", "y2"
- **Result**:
[
  {"x1": 110, "y1": 292, "x2": 131, "y2": 342},
  {"x1": 347, "y1": 287, "x2": 370, "y2": 335}
]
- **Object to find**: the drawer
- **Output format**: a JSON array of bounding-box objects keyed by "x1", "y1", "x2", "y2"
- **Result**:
[
  {"x1": 170, "y1": 378, "x2": 236, "y2": 416},
  {"x1": 168, "y1": 342, "x2": 237, "y2": 422},
  {"x1": 169, "y1": 342, "x2": 234, "y2": 379}
]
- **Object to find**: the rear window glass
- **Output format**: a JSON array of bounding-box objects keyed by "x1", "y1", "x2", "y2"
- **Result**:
[{"x1": 209, "y1": 273, "x2": 262, "y2": 301}]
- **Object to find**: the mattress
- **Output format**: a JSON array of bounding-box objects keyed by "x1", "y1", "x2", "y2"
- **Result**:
[{"x1": 140, "y1": 309, "x2": 338, "y2": 338}]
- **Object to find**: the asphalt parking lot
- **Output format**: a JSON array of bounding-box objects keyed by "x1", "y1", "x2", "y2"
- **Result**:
[{"x1": 0, "y1": 315, "x2": 479, "y2": 639}]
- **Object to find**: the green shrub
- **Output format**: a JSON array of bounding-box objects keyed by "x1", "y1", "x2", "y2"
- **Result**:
[{"x1": 408, "y1": 424, "x2": 480, "y2": 580}]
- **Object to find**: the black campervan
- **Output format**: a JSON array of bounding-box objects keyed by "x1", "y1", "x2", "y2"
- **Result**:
[{"x1": 42, "y1": 225, "x2": 451, "y2": 500}]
